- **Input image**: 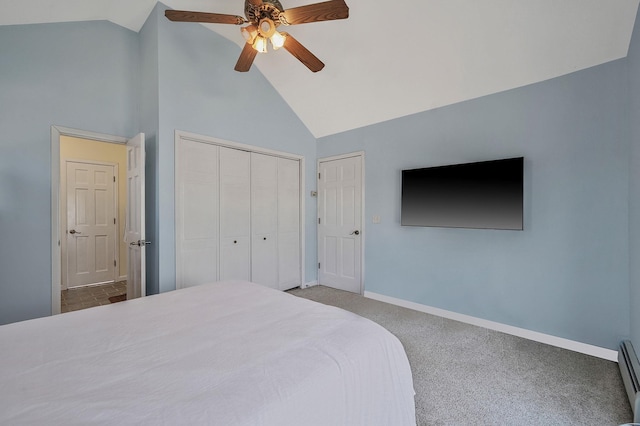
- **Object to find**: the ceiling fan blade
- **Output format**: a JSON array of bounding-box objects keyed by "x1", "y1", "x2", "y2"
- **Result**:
[
  {"x1": 165, "y1": 10, "x2": 245, "y2": 25},
  {"x1": 281, "y1": 0, "x2": 349, "y2": 25},
  {"x1": 282, "y1": 33, "x2": 325, "y2": 72},
  {"x1": 247, "y1": 0, "x2": 263, "y2": 6},
  {"x1": 234, "y1": 43, "x2": 258, "y2": 72}
]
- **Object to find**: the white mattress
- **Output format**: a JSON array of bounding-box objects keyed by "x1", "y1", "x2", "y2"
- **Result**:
[{"x1": 0, "y1": 280, "x2": 416, "y2": 425}]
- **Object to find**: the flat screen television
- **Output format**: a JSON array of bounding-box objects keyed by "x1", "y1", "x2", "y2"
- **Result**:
[{"x1": 401, "y1": 157, "x2": 523, "y2": 230}]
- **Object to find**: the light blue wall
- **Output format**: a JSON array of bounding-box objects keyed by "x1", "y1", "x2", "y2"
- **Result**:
[
  {"x1": 629, "y1": 7, "x2": 640, "y2": 350},
  {"x1": 153, "y1": 4, "x2": 317, "y2": 292},
  {"x1": 0, "y1": 22, "x2": 139, "y2": 324},
  {"x1": 318, "y1": 60, "x2": 631, "y2": 350}
]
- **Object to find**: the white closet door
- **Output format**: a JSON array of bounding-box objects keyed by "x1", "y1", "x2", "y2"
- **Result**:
[
  {"x1": 278, "y1": 157, "x2": 301, "y2": 290},
  {"x1": 176, "y1": 140, "x2": 219, "y2": 288},
  {"x1": 251, "y1": 153, "x2": 278, "y2": 289},
  {"x1": 220, "y1": 147, "x2": 251, "y2": 281}
]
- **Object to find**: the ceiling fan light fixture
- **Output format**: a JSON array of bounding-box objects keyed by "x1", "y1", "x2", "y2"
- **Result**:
[
  {"x1": 258, "y1": 18, "x2": 277, "y2": 38},
  {"x1": 240, "y1": 24, "x2": 258, "y2": 44},
  {"x1": 270, "y1": 31, "x2": 286, "y2": 50},
  {"x1": 253, "y1": 35, "x2": 268, "y2": 53}
]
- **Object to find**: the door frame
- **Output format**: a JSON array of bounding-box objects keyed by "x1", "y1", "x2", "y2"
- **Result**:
[
  {"x1": 51, "y1": 126, "x2": 128, "y2": 315},
  {"x1": 316, "y1": 151, "x2": 366, "y2": 294},
  {"x1": 61, "y1": 159, "x2": 120, "y2": 290}
]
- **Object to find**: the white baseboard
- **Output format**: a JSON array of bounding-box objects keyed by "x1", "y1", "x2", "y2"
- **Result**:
[
  {"x1": 364, "y1": 291, "x2": 618, "y2": 362},
  {"x1": 118, "y1": 275, "x2": 127, "y2": 282}
]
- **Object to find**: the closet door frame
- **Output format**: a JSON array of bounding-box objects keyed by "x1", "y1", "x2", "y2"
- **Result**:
[{"x1": 174, "y1": 130, "x2": 305, "y2": 289}]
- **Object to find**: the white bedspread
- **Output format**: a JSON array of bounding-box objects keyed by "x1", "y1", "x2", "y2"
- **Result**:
[{"x1": 0, "y1": 281, "x2": 416, "y2": 425}]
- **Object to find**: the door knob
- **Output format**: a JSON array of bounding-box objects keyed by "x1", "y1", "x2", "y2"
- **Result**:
[
  {"x1": 350, "y1": 230, "x2": 360, "y2": 235},
  {"x1": 129, "y1": 240, "x2": 152, "y2": 246},
  {"x1": 69, "y1": 229, "x2": 81, "y2": 235}
]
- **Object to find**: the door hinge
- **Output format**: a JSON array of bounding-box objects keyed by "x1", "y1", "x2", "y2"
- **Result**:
[
  {"x1": 318, "y1": 262, "x2": 321, "y2": 269},
  {"x1": 114, "y1": 260, "x2": 117, "y2": 267},
  {"x1": 318, "y1": 218, "x2": 321, "y2": 224},
  {"x1": 113, "y1": 176, "x2": 116, "y2": 182},
  {"x1": 318, "y1": 172, "x2": 321, "y2": 180},
  {"x1": 114, "y1": 218, "x2": 116, "y2": 225}
]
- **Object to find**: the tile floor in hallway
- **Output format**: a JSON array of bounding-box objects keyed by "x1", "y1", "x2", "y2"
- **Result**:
[{"x1": 61, "y1": 281, "x2": 127, "y2": 313}]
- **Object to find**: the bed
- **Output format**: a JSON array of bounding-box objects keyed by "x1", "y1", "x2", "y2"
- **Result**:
[{"x1": 0, "y1": 280, "x2": 416, "y2": 425}]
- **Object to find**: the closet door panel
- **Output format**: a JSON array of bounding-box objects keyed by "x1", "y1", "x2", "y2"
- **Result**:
[
  {"x1": 219, "y1": 147, "x2": 251, "y2": 281},
  {"x1": 176, "y1": 140, "x2": 218, "y2": 288},
  {"x1": 220, "y1": 236, "x2": 250, "y2": 280},
  {"x1": 278, "y1": 232, "x2": 300, "y2": 289},
  {"x1": 251, "y1": 153, "x2": 278, "y2": 289},
  {"x1": 251, "y1": 234, "x2": 278, "y2": 288},
  {"x1": 278, "y1": 157, "x2": 301, "y2": 289}
]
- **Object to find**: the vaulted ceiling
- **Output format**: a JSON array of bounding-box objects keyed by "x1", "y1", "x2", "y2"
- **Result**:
[{"x1": 2, "y1": 0, "x2": 638, "y2": 137}]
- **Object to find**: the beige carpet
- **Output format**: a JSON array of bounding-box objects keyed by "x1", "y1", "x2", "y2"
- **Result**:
[{"x1": 288, "y1": 285, "x2": 632, "y2": 426}]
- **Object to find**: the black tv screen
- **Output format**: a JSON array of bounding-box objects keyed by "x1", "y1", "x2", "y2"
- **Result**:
[{"x1": 401, "y1": 157, "x2": 523, "y2": 230}]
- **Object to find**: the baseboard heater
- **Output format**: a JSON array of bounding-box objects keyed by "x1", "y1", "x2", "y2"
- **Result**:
[{"x1": 619, "y1": 340, "x2": 640, "y2": 422}]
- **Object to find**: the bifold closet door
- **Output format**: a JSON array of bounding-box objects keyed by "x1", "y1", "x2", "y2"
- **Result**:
[
  {"x1": 176, "y1": 140, "x2": 219, "y2": 288},
  {"x1": 277, "y1": 157, "x2": 301, "y2": 290},
  {"x1": 219, "y1": 147, "x2": 251, "y2": 281},
  {"x1": 251, "y1": 153, "x2": 278, "y2": 289},
  {"x1": 177, "y1": 138, "x2": 301, "y2": 290}
]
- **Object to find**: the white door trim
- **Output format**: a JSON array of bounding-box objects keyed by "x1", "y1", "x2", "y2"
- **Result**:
[
  {"x1": 175, "y1": 130, "x2": 305, "y2": 161},
  {"x1": 61, "y1": 159, "x2": 119, "y2": 290},
  {"x1": 51, "y1": 126, "x2": 128, "y2": 315},
  {"x1": 317, "y1": 151, "x2": 366, "y2": 294},
  {"x1": 174, "y1": 130, "x2": 306, "y2": 290}
]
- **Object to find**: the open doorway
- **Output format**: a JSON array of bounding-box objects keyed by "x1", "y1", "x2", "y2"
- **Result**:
[
  {"x1": 51, "y1": 126, "x2": 146, "y2": 315},
  {"x1": 60, "y1": 137, "x2": 127, "y2": 312}
]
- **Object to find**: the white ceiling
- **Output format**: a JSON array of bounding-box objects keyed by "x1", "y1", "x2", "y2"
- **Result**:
[{"x1": 1, "y1": 0, "x2": 639, "y2": 137}]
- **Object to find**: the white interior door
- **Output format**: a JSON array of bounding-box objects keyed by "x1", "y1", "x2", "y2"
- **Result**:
[
  {"x1": 176, "y1": 140, "x2": 219, "y2": 289},
  {"x1": 251, "y1": 153, "x2": 279, "y2": 289},
  {"x1": 277, "y1": 157, "x2": 301, "y2": 290},
  {"x1": 125, "y1": 133, "x2": 146, "y2": 300},
  {"x1": 66, "y1": 161, "x2": 116, "y2": 288},
  {"x1": 318, "y1": 154, "x2": 363, "y2": 294},
  {"x1": 219, "y1": 147, "x2": 251, "y2": 281}
]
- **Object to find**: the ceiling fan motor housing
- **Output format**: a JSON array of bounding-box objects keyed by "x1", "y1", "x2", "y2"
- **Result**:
[{"x1": 245, "y1": 0, "x2": 286, "y2": 26}]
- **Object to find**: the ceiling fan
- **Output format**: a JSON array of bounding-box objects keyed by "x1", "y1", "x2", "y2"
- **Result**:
[{"x1": 165, "y1": 0, "x2": 349, "y2": 73}]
